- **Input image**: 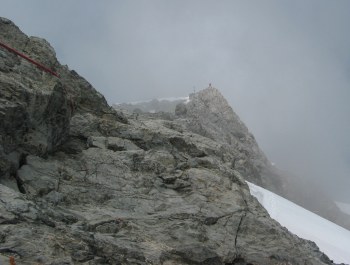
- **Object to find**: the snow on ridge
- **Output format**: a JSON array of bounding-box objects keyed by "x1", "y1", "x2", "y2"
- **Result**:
[
  {"x1": 247, "y1": 181, "x2": 350, "y2": 264},
  {"x1": 158, "y1": 96, "x2": 189, "y2": 102},
  {"x1": 115, "y1": 96, "x2": 190, "y2": 106}
]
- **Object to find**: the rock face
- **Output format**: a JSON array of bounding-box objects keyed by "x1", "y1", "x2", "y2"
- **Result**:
[{"x1": 0, "y1": 17, "x2": 336, "y2": 265}]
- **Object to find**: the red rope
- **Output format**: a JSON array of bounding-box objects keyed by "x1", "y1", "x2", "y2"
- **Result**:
[
  {"x1": 9, "y1": 256, "x2": 16, "y2": 265},
  {"x1": 0, "y1": 41, "x2": 59, "y2": 77}
]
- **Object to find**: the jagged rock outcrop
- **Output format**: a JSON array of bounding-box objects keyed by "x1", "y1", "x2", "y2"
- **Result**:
[
  {"x1": 0, "y1": 17, "x2": 126, "y2": 188},
  {"x1": 0, "y1": 17, "x2": 337, "y2": 264}
]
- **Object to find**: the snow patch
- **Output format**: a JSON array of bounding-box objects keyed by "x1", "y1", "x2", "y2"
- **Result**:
[
  {"x1": 158, "y1": 96, "x2": 190, "y2": 102},
  {"x1": 247, "y1": 181, "x2": 350, "y2": 264},
  {"x1": 115, "y1": 96, "x2": 190, "y2": 106}
]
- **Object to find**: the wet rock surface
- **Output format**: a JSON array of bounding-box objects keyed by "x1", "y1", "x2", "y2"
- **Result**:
[{"x1": 0, "y1": 17, "x2": 337, "y2": 264}]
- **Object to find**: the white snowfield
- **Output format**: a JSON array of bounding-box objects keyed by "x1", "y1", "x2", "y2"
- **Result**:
[{"x1": 247, "y1": 182, "x2": 350, "y2": 264}]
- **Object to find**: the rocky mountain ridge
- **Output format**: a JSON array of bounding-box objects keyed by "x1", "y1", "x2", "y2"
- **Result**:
[
  {"x1": 116, "y1": 86, "x2": 350, "y2": 232},
  {"x1": 0, "y1": 17, "x2": 339, "y2": 264}
]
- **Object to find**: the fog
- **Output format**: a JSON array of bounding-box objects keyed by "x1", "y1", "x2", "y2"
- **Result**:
[{"x1": 1, "y1": 0, "x2": 350, "y2": 201}]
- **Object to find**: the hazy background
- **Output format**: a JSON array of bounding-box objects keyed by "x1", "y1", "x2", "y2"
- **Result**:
[{"x1": 1, "y1": 0, "x2": 349, "y2": 201}]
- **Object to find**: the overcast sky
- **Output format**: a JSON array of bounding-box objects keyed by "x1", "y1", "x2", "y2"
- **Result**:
[{"x1": 1, "y1": 0, "x2": 350, "y2": 201}]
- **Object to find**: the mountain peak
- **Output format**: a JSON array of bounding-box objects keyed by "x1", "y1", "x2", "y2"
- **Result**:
[{"x1": 176, "y1": 87, "x2": 279, "y2": 188}]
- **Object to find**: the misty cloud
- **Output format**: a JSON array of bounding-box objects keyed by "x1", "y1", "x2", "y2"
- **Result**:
[{"x1": 1, "y1": 0, "x2": 349, "y2": 200}]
